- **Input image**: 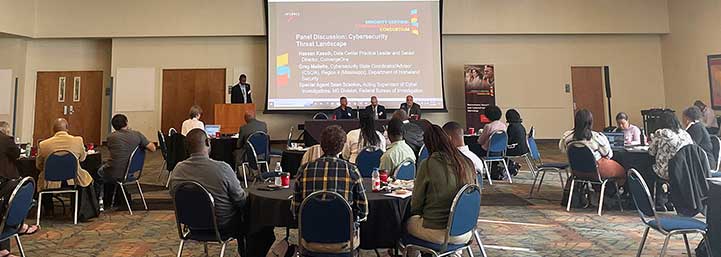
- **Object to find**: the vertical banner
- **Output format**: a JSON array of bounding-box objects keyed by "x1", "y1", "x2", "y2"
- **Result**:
[
  {"x1": 464, "y1": 64, "x2": 496, "y2": 131},
  {"x1": 708, "y1": 55, "x2": 721, "y2": 109}
]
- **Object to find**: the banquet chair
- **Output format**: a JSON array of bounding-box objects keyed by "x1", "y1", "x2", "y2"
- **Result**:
[
  {"x1": 711, "y1": 135, "x2": 721, "y2": 172},
  {"x1": 0, "y1": 177, "x2": 35, "y2": 257},
  {"x1": 481, "y1": 130, "x2": 511, "y2": 184},
  {"x1": 565, "y1": 142, "x2": 623, "y2": 216},
  {"x1": 111, "y1": 146, "x2": 148, "y2": 215},
  {"x1": 312, "y1": 113, "x2": 329, "y2": 120},
  {"x1": 240, "y1": 132, "x2": 274, "y2": 188},
  {"x1": 394, "y1": 159, "x2": 416, "y2": 180},
  {"x1": 36, "y1": 150, "x2": 80, "y2": 225},
  {"x1": 356, "y1": 146, "x2": 383, "y2": 178},
  {"x1": 157, "y1": 130, "x2": 171, "y2": 187},
  {"x1": 172, "y1": 181, "x2": 237, "y2": 257},
  {"x1": 527, "y1": 131, "x2": 569, "y2": 198},
  {"x1": 627, "y1": 169, "x2": 712, "y2": 257},
  {"x1": 298, "y1": 191, "x2": 357, "y2": 257},
  {"x1": 400, "y1": 184, "x2": 487, "y2": 257},
  {"x1": 417, "y1": 145, "x2": 429, "y2": 165},
  {"x1": 169, "y1": 128, "x2": 178, "y2": 136}
]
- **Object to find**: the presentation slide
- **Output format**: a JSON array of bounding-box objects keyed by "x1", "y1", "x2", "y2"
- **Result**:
[{"x1": 266, "y1": 0, "x2": 444, "y2": 111}]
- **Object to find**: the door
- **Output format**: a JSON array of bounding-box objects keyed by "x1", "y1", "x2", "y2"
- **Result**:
[
  {"x1": 33, "y1": 71, "x2": 104, "y2": 145},
  {"x1": 571, "y1": 67, "x2": 606, "y2": 131},
  {"x1": 161, "y1": 69, "x2": 226, "y2": 134}
]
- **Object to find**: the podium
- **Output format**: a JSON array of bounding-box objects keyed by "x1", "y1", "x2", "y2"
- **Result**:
[{"x1": 214, "y1": 104, "x2": 256, "y2": 134}]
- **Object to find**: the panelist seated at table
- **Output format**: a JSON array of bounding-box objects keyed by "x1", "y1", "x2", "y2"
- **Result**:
[
  {"x1": 406, "y1": 124, "x2": 476, "y2": 251},
  {"x1": 399, "y1": 95, "x2": 421, "y2": 119},
  {"x1": 379, "y1": 119, "x2": 416, "y2": 175},
  {"x1": 682, "y1": 106, "x2": 716, "y2": 165},
  {"x1": 365, "y1": 96, "x2": 386, "y2": 120},
  {"x1": 180, "y1": 105, "x2": 205, "y2": 136},
  {"x1": 170, "y1": 129, "x2": 274, "y2": 256},
  {"x1": 342, "y1": 111, "x2": 386, "y2": 163},
  {"x1": 0, "y1": 121, "x2": 20, "y2": 179},
  {"x1": 292, "y1": 125, "x2": 368, "y2": 253},
  {"x1": 234, "y1": 111, "x2": 268, "y2": 168},
  {"x1": 333, "y1": 96, "x2": 356, "y2": 120},
  {"x1": 613, "y1": 112, "x2": 642, "y2": 145},
  {"x1": 36, "y1": 118, "x2": 94, "y2": 191}
]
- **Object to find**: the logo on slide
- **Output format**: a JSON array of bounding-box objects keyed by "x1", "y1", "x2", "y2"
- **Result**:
[
  {"x1": 276, "y1": 53, "x2": 290, "y2": 86},
  {"x1": 410, "y1": 9, "x2": 419, "y2": 35}
]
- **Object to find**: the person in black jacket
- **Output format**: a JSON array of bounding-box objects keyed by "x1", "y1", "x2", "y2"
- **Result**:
[
  {"x1": 505, "y1": 109, "x2": 529, "y2": 157},
  {"x1": 364, "y1": 96, "x2": 386, "y2": 120},
  {"x1": 682, "y1": 106, "x2": 715, "y2": 166},
  {"x1": 230, "y1": 74, "x2": 252, "y2": 104}
]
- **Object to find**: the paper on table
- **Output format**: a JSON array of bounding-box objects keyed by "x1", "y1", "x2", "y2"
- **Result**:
[{"x1": 385, "y1": 192, "x2": 412, "y2": 199}]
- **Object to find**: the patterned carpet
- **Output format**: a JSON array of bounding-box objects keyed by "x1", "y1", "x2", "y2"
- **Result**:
[{"x1": 16, "y1": 142, "x2": 707, "y2": 256}]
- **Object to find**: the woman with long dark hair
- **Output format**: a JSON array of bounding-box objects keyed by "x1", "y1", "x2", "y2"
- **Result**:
[
  {"x1": 406, "y1": 124, "x2": 476, "y2": 246},
  {"x1": 649, "y1": 111, "x2": 693, "y2": 180},
  {"x1": 559, "y1": 109, "x2": 626, "y2": 185},
  {"x1": 342, "y1": 110, "x2": 386, "y2": 163}
]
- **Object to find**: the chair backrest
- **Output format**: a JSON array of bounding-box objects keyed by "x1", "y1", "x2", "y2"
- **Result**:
[
  {"x1": 487, "y1": 130, "x2": 508, "y2": 156},
  {"x1": 44, "y1": 150, "x2": 79, "y2": 182},
  {"x1": 444, "y1": 184, "x2": 481, "y2": 250},
  {"x1": 627, "y1": 169, "x2": 659, "y2": 230},
  {"x1": 287, "y1": 126, "x2": 294, "y2": 147},
  {"x1": 418, "y1": 145, "x2": 429, "y2": 163},
  {"x1": 566, "y1": 142, "x2": 602, "y2": 181},
  {"x1": 171, "y1": 181, "x2": 223, "y2": 242},
  {"x1": 527, "y1": 135, "x2": 542, "y2": 163},
  {"x1": 394, "y1": 159, "x2": 416, "y2": 180},
  {"x1": 528, "y1": 126, "x2": 536, "y2": 139},
  {"x1": 0, "y1": 177, "x2": 34, "y2": 236},
  {"x1": 299, "y1": 191, "x2": 354, "y2": 248},
  {"x1": 248, "y1": 131, "x2": 270, "y2": 160},
  {"x1": 124, "y1": 146, "x2": 146, "y2": 183},
  {"x1": 157, "y1": 130, "x2": 168, "y2": 160},
  {"x1": 169, "y1": 128, "x2": 177, "y2": 136},
  {"x1": 712, "y1": 135, "x2": 721, "y2": 171},
  {"x1": 313, "y1": 113, "x2": 329, "y2": 120},
  {"x1": 356, "y1": 147, "x2": 383, "y2": 177}
]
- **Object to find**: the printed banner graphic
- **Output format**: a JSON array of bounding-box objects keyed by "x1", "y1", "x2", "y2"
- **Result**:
[{"x1": 464, "y1": 64, "x2": 496, "y2": 130}]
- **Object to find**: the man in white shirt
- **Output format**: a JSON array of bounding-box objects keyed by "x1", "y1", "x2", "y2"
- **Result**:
[
  {"x1": 181, "y1": 105, "x2": 205, "y2": 136},
  {"x1": 443, "y1": 121, "x2": 486, "y2": 180}
]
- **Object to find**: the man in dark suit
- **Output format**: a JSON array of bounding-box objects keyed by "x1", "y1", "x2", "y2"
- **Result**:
[
  {"x1": 235, "y1": 111, "x2": 268, "y2": 168},
  {"x1": 231, "y1": 74, "x2": 252, "y2": 104},
  {"x1": 399, "y1": 95, "x2": 421, "y2": 119},
  {"x1": 364, "y1": 96, "x2": 386, "y2": 120},
  {"x1": 0, "y1": 121, "x2": 20, "y2": 179},
  {"x1": 683, "y1": 106, "x2": 716, "y2": 165},
  {"x1": 333, "y1": 96, "x2": 355, "y2": 120}
]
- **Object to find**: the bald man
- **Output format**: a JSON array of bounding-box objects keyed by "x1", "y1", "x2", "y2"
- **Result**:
[
  {"x1": 36, "y1": 118, "x2": 94, "y2": 191},
  {"x1": 234, "y1": 110, "x2": 268, "y2": 168}
]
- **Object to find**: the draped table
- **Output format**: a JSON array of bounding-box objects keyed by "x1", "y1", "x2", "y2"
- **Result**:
[
  {"x1": 247, "y1": 179, "x2": 410, "y2": 250},
  {"x1": 210, "y1": 137, "x2": 237, "y2": 168},
  {"x1": 280, "y1": 149, "x2": 305, "y2": 176},
  {"x1": 303, "y1": 119, "x2": 390, "y2": 146}
]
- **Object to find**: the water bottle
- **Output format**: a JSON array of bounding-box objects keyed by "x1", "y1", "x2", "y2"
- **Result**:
[
  {"x1": 274, "y1": 162, "x2": 283, "y2": 186},
  {"x1": 372, "y1": 168, "x2": 381, "y2": 192}
]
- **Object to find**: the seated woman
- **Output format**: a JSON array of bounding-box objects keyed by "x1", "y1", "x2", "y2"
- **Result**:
[
  {"x1": 342, "y1": 111, "x2": 386, "y2": 163},
  {"x1": 682, "y1": 106, "x2": 715, "y2": 166},
  {"x1": 180, "y1": 105, "x2": 204, "y2": 136},
  {"x1": 649, "y1": 111, "x2": 694, "y2": 180},
  {"x1": 559, "y1": 109, "x2": 626, "y2": 186},
  {"x1": 505, "y1": 109, "x2": 529, "y2": 157},
  {"x1": 407, "y1": 124, "x2": 477, "y2": 248},
  {"x1": 614, "y1": 112, "x2": 642, "y2": 145},
  {"x1": 477, "y1": 106, "x2": 507, "y2": 156}
]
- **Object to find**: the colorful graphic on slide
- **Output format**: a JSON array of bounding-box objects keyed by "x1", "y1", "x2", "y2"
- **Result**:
[
  {"x1": 276, "y1": 53, "x2": 290, "y2": 86},
  {"x1": 357, "y1": 9, "x2": 420, "y2": 36},
  {"x1": 410, "y1": 9, "x2": 419, "y2": 35}
]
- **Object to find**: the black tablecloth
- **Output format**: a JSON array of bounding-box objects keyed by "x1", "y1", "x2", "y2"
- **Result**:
[
  {"x1": 464, "y1": 135, "x2": 482, "y2": 157},
  {"x1": 210, "y1": 137, "x2": 237, "y2": 168},
  {"x1": 281, "y1": 150, "x2": 305, "y2": 176},
  {"x1": 16, "y1": 152, "x2": 103, "y2": 181},
  {"x1": 247, "y1": 179, "x2": 410, "y2": 249},
  {"x1": 705, "y1": 179, "x2": 721, "y2": 256},
  {"x1": 304, "y1": 120, "x2": 390, "y2": 146}
]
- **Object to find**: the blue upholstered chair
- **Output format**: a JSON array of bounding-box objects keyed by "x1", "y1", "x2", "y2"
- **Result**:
[
  {"x1": 298, "y1": 191, "x2": 357, "y2": 257},
  {"x1": 241, "y1": 131, "x2": 273, "y2": 187},
  {"x1": 527, "y1": 130, "x2": 569, "y2": 198},
  {"x1": 356, "y1": 146, "x2": 383, "y2": 178},
  {"x1": 417, "y1": 145, "x2": 429, "y2": 165},
  {"x1": 36, "y1": 150, "x2": 80, "y2": 225},
  {"x1": 172, "y1": 181, "x2": 236, "y2": 257},
  {"x1": 482, "y1": 130, "x2": 511, "y2": 184},
  {"x1": 0, "y1": 177, "x2": 35, "y2": 257},
  {"x1": 400, "y1": 184, "x2": 487, "y2": 257},
  {"x1": 112, "y1": 146, "x2": 148, "y2": 215},
  {"x1": 565, "y1": 142, "x2": 623, "y2": 216},
  {"x1": 394, "y1": 160, "x2": 416, "y2": 180},
  {"x1": 627, "y1": 169, "x2": 712, "y2": 257}
]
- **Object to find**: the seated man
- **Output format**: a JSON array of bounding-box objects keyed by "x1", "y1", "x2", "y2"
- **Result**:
[
  {"x1": 36, "y1": 118, "x2": 93, "y2": 191},
  {"x1": 292, "y1": 125, "x2": 368, "y2": 253},
  {"x1": 170, "y1": 129, "x2": 274, "y2": 257},
  {"x1": 683, "y1": 106, "x2": 715, "y2": 165},
  {"x1": 379, "y1": 119, "x2": 416, "y2": 175},
  {"x1": 96, "y1": 114, "x2": 156, "y2": 209},
  {"x1": 391, "y1": 110, "x2": 424, "y2": 154},
  {"x1": 333, "y1": 96, "x2": 355, "y2": 120},
  {"x1": 443, "y1": 121, "x2": 486, "y2": 181},
  {"x1": 234, "y1": 111, "x2": 268, "y2": 169},
  {"x1": 364, "y1": 96, "x2": 386, "y2": 120},
  {"x1": 399, "y1": 95, "x2": 421, "y2": 119}
]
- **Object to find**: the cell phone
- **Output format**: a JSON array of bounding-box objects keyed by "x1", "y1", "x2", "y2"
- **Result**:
[{"x1": 258, "y1": 187, "x2": 278, "y2": 191}]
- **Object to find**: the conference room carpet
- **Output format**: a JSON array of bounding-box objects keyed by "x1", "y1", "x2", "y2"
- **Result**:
[{"x1": 18, "y1": 142, "x2": 706, "y2": 256}]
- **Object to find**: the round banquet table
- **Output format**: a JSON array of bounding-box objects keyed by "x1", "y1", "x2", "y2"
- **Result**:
[
  {"x1": 210, "y1": 137, "x2": 237, "y2": 168},
  {"x1": 280, "y1": 149, "x2": 305, "y2": 176},
  {"x1": 16, "y1": 152, "x2": 103, "y2": 181},
  {"x1": 247, "y1": 179, "x2": 411, "y2": 250}
]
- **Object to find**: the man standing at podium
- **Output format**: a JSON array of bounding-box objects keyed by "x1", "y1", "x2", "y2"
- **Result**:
[
  {"x1": 231, "y1": 74, "x2": 252, "y2": 104},
  {"x1": 365, "y1": 96, "x2": 386, "y2": 120},
  {"x1": 333, "y1": 96, "x2": 356, "y2": 120}
]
